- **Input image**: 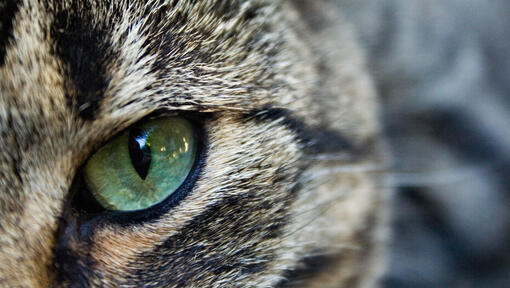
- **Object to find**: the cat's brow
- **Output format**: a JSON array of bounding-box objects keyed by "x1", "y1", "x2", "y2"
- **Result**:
[
  {"x1": 244, "y1": 106, "x2": 355, "y2": 155},
  {"x1": 46, "y1": 1, "x2": 276, "y2": 121}
]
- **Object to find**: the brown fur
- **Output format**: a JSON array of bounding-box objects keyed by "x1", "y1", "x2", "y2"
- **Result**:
[{"x1": 0, "y1": 0, "x2": 387, "y2": 287}]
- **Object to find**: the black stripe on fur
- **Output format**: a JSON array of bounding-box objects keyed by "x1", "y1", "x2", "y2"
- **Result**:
[
  {"x1": 0, "y1": 0, "x2": 19, "y2": 66},
  {"x1": 244, "y1": 106, "x2": 354, "y2": 154},
  {"x1": 50, "y1": 2, "x2": 114, "y2": 120},
  {"x1": 126, "y1": 192, "x2": 294, "y2": 286}
]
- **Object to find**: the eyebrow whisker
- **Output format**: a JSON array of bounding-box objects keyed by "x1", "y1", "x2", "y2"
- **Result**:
[
  {"x1": 389, "y1": 165, "x2": 489, "y2": 187},
  {"x1": 309, "y1": 163, "x2": 388, "y2": 177}
]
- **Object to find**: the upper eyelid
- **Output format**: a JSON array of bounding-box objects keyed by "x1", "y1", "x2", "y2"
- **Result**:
[{"x1": 87, "y1": 110, "x2": 207, "y2": 152}]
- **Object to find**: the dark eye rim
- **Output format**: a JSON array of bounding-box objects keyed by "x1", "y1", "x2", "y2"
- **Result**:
[{"x1": 70, "y1": 112, "x2": 208, "y2": 226}]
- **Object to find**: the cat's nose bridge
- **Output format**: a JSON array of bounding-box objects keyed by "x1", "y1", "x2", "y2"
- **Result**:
[{"x1": 0, "y1": 165, "x2": 71, "y2": 287}]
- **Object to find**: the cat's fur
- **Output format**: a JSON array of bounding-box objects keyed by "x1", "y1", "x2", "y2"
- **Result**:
[
  {"x1": 0, "y1": 0, "x2": 387, "y2": 287},
  {"x1": 339, "y1": 1, "x2": 510, "y2": 287}
]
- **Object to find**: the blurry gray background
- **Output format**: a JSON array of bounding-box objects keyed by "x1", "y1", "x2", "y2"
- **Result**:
[{"x1": 337, "y1": 1, "x2": 510, "y2": 287}]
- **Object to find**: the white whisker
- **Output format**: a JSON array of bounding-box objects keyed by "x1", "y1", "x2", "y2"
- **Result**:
[
  {"x1": 390, "y1": 165, "x2": 486, "y2": 187},
  {"x1": 311, "y1": 163, "x2": 388, "y2": 177},
  {"x1": 307, "y1": 153, "x2": 357, "y2": 161}
]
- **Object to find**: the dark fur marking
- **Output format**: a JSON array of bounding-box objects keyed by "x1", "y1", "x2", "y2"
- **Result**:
[
  {"x1": 403, "y1": 109, "x2": 510, "y2": 193},
  {"x1": 142, "y1": 1, "x2": 271, "y2": 79},
  {"x1": 291, "y1": 0, "x2": 328, "y2": 31},
  {"x1": 4, "y1": 102, "x2": 22, "y2": 185},
  {"x1": 51, "y1": 3, "x2": 113, "y2": 120},
  {"x1": 0, "y1": 104, "x2": 25, "y2": 218},
  {"x1": 276, "y1": 254, "x2": 343, "y2": 287},
  {"x1": 0, "y1": 0, "x2": 18, "y2": 66},
  {"x1": 53, "y1": 174, "x2": 102, "y2": 287},
  {"x1": 211, "y1": 0, "x2": 241, "y2": 20},
  {"x1": 396, "y1": 187, "x2": 510, "y2": 276},
  {"x1": 53, "y1": 210, "x2": 97, "y2": 287},
  {"x1": 124, "y1": 192, "x2": 293, "y2": 286},
  {"x1": 244, "y1": 106, "x2": 354, "y2": 154},
  {"x1": 417, "y1": 116, "x2": 510, "y2": 277},
  {"x1": 427, "y1": 110, "x2": 507, "y2": 164}
]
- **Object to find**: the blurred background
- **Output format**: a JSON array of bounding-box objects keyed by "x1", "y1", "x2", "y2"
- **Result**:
[{"x1": 337, "y1": 1, "x2": 510, "y2": 287}]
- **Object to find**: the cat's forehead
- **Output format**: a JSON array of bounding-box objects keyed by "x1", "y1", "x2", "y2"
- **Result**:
[
  {"x1": 2, "y1": 1, "x2": 286, "y2": 125},
  {"x1": 1, "y1": 0, "x2": 377, "y2": 160}
]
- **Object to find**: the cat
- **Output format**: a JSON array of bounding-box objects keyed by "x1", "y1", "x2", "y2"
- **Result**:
[{"x1": 0, "y1": 0, "x2": 388, "y2": 287}]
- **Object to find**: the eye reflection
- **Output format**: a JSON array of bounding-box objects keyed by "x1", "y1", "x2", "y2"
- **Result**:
[{"x1": 129, "y1": 129, "x2": 152, "y2": 180}]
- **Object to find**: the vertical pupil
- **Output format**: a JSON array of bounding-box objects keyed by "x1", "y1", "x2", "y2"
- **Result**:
[{"x1": 128, "y1": 129, "x2": 151, "y2": 180}]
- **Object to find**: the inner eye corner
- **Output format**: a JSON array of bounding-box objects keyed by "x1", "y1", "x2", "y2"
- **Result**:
[
  {"x1": 68, "y1": 169, "x2": 105, "y2": 215},
  {"x1": 70, "y1": 115, "x2": 205, "y2": 220}
]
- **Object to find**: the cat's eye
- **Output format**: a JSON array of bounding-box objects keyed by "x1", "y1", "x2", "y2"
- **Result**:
[{"x1": 82, "y1": 117, "x2": 196, "y2": 212}]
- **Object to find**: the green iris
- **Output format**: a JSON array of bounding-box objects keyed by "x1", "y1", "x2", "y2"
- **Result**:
[{"x1": 83, "y1": 118, "x2": 196, "y2": 211}]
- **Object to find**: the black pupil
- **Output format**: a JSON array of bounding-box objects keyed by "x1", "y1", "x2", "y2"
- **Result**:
[{"x1": 128, "y1": 129, "x2": 151, "y2": 180}]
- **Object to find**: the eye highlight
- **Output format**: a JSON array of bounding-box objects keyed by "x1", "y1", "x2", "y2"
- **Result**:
[{"x1": 82, "y1": 117, "x2": 196, "y2": 212}]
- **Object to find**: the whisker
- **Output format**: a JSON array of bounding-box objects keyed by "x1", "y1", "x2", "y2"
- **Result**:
[
  {"x1": 276, "y1": 244, "x2": 361, "y2": 258},
  {"x1": 306, "y1": 152, "x2": 357, "y2": 162},
  {"x1": 292, "y1": 194, "x2": 348, "y2": 218},
  {"x1": 389, "y1": 165, "x2": 486, "y2": 187},
  {"x1": 281, "y1": 193, "x2": 351, "y2": 240},
  {"x1": 310, "y1": 163, "x2": 388, "y2": 177},
  {"x1": 303, "y1": 245, "x2": 362, "y2": 257}
]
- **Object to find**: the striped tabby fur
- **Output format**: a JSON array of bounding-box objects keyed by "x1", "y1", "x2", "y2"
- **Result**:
[{"x1": 0, "y1": 0, "x2": 387, "y2": 287}]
